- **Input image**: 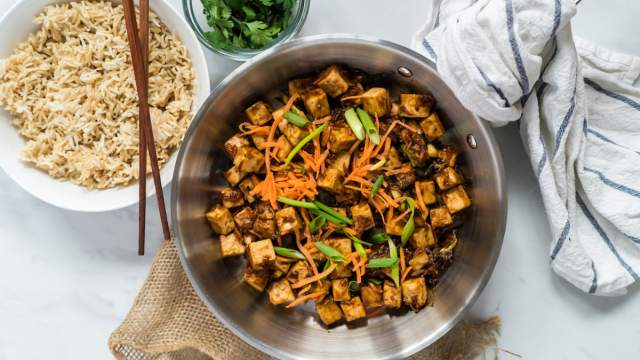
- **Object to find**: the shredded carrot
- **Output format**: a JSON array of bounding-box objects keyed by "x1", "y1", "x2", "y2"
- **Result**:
[
  {"x1": 340, "y1": 94, "x2": 366, "y2": 101},
  {"x1": 298, "y1": 284, "x2": 312, "y2": 296},
  {"x1": 351, "y1": 256, "x2": 362, "y2": 283},
  {"x1": 286, "y1": 291, "x2": 325, "y2": 308},
  {"x1": 240, "y1": 125, "x2": 270, "y2": 136},
  {"x1": 292, "y1": 262, "x2": 337, "y2": 289},
  {"x1": 386, "y1": 207, "x2": 394, "y2": 224},
  {"x1": 313, "y1": 115, "x2": 331, "y2": 125},
  {"x1": 295, "y1": 229, "x2": 319, "y2": 278},
  {"x1": 415, "y1": 182, "x2": 428, "y2": 216},
  {"x1": 384, "y1": 166, "x2": 413, "y2": 175},
  {"x1": 359, "y1": 256, "x2": 367, "y2": 277},
  {"x1": 321, "y1": 126, "x2": 331, "y2": 147},
  {"x1": 401, "y1": 266, "x2": 412, "y2": 283},
  {"x1": 399, "y1": 248, "x2": 406, "y2": 274},
  {"x1": 392, "y1": 209, "x2": 412, "y2": 223},
  {"x1": 347, "y1": 140, "x2": 362, "y2": 155}
]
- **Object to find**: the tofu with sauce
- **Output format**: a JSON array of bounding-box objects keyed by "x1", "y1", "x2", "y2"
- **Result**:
[
  {"x1": 331, "y1": 279, "x2": 351, "y2": 301},
  {"x1": 361, "y1": 283, "x2": 383, "y2": 308},
  {"x1": 244, "y1": 268, "x2": 270, "y2": 292},
  {"x1": 238, "y1": 175, "x2": 260, "y2": 203},
  {"x1": 233, "y1": 207, "x2": 255, "y2": 231},
  {"x1": 316, "y1": 298, "x2": 343, "y2": 326},
  {"x1": 288, "y1": 78, "x2": 314, "y2": 98},
  {"x1": 420, "y1": 112, "x2": 445, "y2": 141},
  {"x1": 275, "y1": 206, "x2": 301, "y2": 236},
  {"x1": 411, "y1": 225, "x2": 437, "y2": 249},
  {"x1": 268, "y1": 278, "x2": 296, "y2": 305},
  {"x1": 220, "y1": 188, "x2": 244, "y2": 208},
  {"x1": 350, "y1": 202, "x2": 374, "y2": 234},
  {"x1": 302, "y1": 87, "x2": 330, "y2": 119},
  {"x1": 329, "y1": 125, "x2": 358, "y2": 153},
  {"x1": 383, "y1": 280, "x2": 402, "y2": 309},
  {"x1": 323, "y1": 238, "x2": 353, "y2": 279},
  {"x1": 385, "y1": 215, "x2": 406, "y2": 236},
  {"x1": 233, "y1": 146, "x2": 265, "y2": 174},
  {"x1": 430, "y1": 206, "x2": 453, "y2": 229},
  {"x1": 402, "y1": 277, "x2": 428, "y2": 311},
  {"x1": 340, "y1": 297, "x2": 367, "y2": 322},
  {"x1": 254, "y1": 203, "x2": 277, "y2": 239},
  {"x1": 329, "y1": 152, "x2": 351, "y2": 174},
  {"x1": 438, "y1": 146, "x2": 458, "y2": 167},
  {"x1": 273, "y1": 136, "x2": 293, "y2": 163},
  {"x1": 251, "y1": 132, "x2": 269, "y2": 151},
  {"x1": 315, "y1": 65, "x2": 350, "y2": 97},
  {"x1": 318, "y1": 168, "x2": 344, "y2": 194},
  {"x1": 245, "y1": 101, "x2": 273, "y2": 125},
  {"x1": 272, "y1": 258, "x2": 292, "y2": 279},
  {"x1": 247, "y1": 239, "x2": 276, "y2": 269},
  {"x1": 206, "y1": 205, "x2": 235, "y2": 235},
  {"x1": 286, "y1": 260, "x2": 311, "y2": 284},
  {"x1": 442, "y1": 185, "x2": 472, "y2": 214},
  {"x1": 219, "y1": 230, "x2": 245, "y2": 258},
  {"x1": 409, "y1": 249, "x2": 431, "y2": 275},
  {"x1": 398, "y1": 94, "x2": 433, "y2": 118},
  {"x1": 434, "y1": 167, "x2": 464, "y2": 191},
  {"x1": 277, "y1": 118, "x2": 309, "y2": 145},
  {"x1": 361, "y1": 87, "x2": 390, "y2": 117},
  {"x1": 224, "y1": 134, "x2": 249, "y2": 159},
  {"x1": 416, "y1": 180, "x2": 438, "y2": 205}
]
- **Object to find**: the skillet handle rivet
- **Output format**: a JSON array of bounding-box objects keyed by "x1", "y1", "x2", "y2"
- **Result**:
[
  {"x1": 466, "y1": 134, "x2": 477, "y2": 149},
  {"x1": 397, "y1": 66, "x2": 412, "y2": 78}
]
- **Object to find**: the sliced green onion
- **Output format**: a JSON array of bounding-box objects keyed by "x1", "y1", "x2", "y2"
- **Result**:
[
  {"x1": 401, "y1": 198, "x2": 416, "y2": 246},
  {"x1": 312, "y1": 200, "x2": 353, "y2": 225},
  {"x1": 366, "y1": 257, "x2": 399, "y2": 268},
  {"x1": 322, "y1": 260, "x2": 332, "y2": 272},
  {"x1": 308, "y1": 215, "x2": 326, "y2": 233},
  {"x1": 284, "y1": 123, "x2": 327, "y2": 166},
  {"x1": 284, "y1": 111, "x2": 310, "y2": 128},
  {"x1": 348, "y1": 280, "x2": 361, "y2": 292},
  {"x1": 388, "y1": 239, "x2": 399, "y2": 287},
  {"x1": 370, "y1": 175, "x2": 384, "y2": 199},
  {"x1": 356, "y1": 108, "x2": 380, "y2": 145},
  {"x1": 344, "y1": 108, "x2": 365, "y2": 140},
  {"x1": 309, "y1": 208, "x2": 346, "y2": 226},
  {"x1": 344, "y1": 231, "x2": 373, "y2": 247},
  {"x1": 369, "y1": 278, "x2": 383, "y2": 285},
  {"x1": 274, "y1": 246, "x2": 306, "y2": 260},
  {"x1": 369, "y1": 231, "x2": 391, "y2": 244},
  {"x1": 314, "y1": 242, "x2": 347, "y2": 263},
  {"x1": 369, "y1": 158, "x2": 386, "y2": 171},
  {"x1": 353, "y1": 241, "x2": 367, "y2": 260},
  {"x1": 277, "y1": 196, "x2": 318, "y2": 209}
]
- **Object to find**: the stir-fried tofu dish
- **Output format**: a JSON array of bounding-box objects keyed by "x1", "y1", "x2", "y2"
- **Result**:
[{"x1": 205, "y1": 65, "x2": 471, "y2": 326}]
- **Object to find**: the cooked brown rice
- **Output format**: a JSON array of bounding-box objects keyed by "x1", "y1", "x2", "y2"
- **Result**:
[{"x1": 0, "y1": 1, "x2": 195, "y2": 189}]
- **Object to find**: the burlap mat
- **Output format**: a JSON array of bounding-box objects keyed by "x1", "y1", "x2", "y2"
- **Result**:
[{"x1": 109, "y1": 239, "x2": 502, "y2": 360}]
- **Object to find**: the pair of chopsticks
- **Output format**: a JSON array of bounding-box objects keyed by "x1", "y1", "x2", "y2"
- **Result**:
[{"x1": 122, "y1": 0, "x2": 170, "y2": 255}]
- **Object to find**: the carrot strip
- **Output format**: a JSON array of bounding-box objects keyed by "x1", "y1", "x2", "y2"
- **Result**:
[
  {"x1": 401, "y1": 266, "x2": 412, "y2": 283},
  {"x1": 295, "y1": 229, "x2": 319, "y2": 278},
  {"x1": 347, "y1": 140, "x2": 362, "y2": 155},
  {"x1": 292, "y1": 262, "x2": 337, "y2": 289},
  {"x1": 340, "y1": 94, "x2": 366, "y2": 101},
  {"x1": 399, "y1": 248, "x2": 406, "y2": 274},
  {"x1": 415, "y1": 182, "x2": 428, "y2": 216},
  {"x1": 286, "y1": 291, "x2": 325, "y2": 308},
  {"x1": 393, "y1": 209, "x2": 412, "y2": 223},
  {"x1": 298, "y1": 284, "x2": 312, "y2": 296},
  {"x1": 385, "y1": 166, "x2": 413, "y2": 175}
]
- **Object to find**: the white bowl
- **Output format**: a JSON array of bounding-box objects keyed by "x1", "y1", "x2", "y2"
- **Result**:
[{"x1": 0, "y1": 0, "x2": 210, "y2": 212}]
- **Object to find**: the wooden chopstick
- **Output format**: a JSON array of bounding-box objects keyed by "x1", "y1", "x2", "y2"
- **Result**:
[
  {"x1": 137, "y1": 0, "x2": 149, "y2": 255},
  {"x1": 122, "y1": 0, "x2": 171, "y2": 253}
]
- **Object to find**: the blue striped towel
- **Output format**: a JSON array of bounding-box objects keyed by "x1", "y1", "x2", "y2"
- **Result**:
[{"x1": 412, "y1": 0, "x2": 640, "y2": 296}]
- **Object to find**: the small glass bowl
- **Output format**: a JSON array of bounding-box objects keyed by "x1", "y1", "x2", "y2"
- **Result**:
[{"x1": 182, "y1": 0, "x2": 310, "y2": 61}]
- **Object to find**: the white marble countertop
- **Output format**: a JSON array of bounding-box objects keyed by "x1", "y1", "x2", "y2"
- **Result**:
[{"x1": 1, "y1": 0, "x2": 639, "y2": 359}]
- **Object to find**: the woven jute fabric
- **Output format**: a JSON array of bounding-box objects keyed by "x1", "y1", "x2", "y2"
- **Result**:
[{"x1": 109, "y1": 239, "x2": 501, "y2": 360}]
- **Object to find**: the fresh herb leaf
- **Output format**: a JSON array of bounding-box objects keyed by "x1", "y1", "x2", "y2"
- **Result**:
[
  {"x1": 366, "y1": 257, "x2": 399, "y2": 268},
  {"x1": 369, "y1": 231, "x2": 390, "y2": 244},
  {"x1": 308, "y1": 215, "x2": 326, "y2": 233},
  {"x1": 388, "y1": 239, "x2": 400, "y2": 287},
  {"x1": 401, "y1": 198, "x2": 416, "y2": 246}
]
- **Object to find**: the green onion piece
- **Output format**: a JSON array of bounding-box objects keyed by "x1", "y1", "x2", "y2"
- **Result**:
[
  {"x1": 369, "y1": 278, "x2": 383, "y2": 285},
  {"x1": 309, "y1": 208, "x2": 346, "y2": 226},
  {"x1": 369, "y1": 158, "x2": 386, "y2": 171},
  {"x1": 322, "y1": 260, "x2": 332, "y2": 272},
  {"x1": 369, "y1": 231, "x2": 391, "y2": 244},
  {"x1": 353, "y1": 240, "x2": 367, "y2": 260},
  {"x1": 344, "y1": 231, "x2": 373, "y2": 247},
  {"x1": 274, "y1": 246, "x2": 306, "y2": 260},
  {"x1": 344, "y1": 108, "x2": 365, "y2": 140},
  {"x1": 401, "y1": 198, "x2": 416, "y2": 246},
  {"x1": 284, "y1": 123, "x2": 327, "y2": 166},
  {"x1": 314, "y1": 242, "x2": 347, "y2": 263},
  {"x1": 370, "y1": 175, "x2": 384, "y2": 199},
  {"x1": 284, "y1": 111, "x2": 310, "y2": 128},
  {"x1": 348, "y1": 280, "x2": 361, "y2": 292},
  {"x1": 308, "y1": 215, "x2": 326, "y2": 233},
  {"x1": 312, "y1": 200, "x2": 353, "y2": 225},
  {"x1": 356, "y1": 108, "x2": 380, "y2": 145},
  {"x1": 366, "y1": 257, "x2": 399, "y2": 268},
  {"x1": 388, "y1": 239, "x2": 400, "y2": 287},
  {"x1": 277, "y1": 196, "x2": 318, "y2": 209}
]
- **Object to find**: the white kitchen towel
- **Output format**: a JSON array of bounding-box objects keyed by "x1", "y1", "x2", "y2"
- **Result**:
[{"x1": 411, "y1": 0, "x2": 640, "y2": 296}]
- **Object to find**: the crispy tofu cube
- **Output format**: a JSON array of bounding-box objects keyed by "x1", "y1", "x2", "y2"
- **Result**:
[
  {"x1": 254, "y1": 203, "x2": 276, "y2": 238},
  {"x1": 434, "y1": 167, "x2": 464, "y2": 190},
  {"x1": 275, "y1": 207, "x2": 301, "y2": 236},
  {"x1": 233, "y1": 207, "x2": 255, "y2": 231},
  {"x1": 273, "y1": 258, "x2": 292, "y2": 278},
  {"x1": 417, "y1": 180, "x2": 437, "y2": 205},
  {"x1": 316, "y1": 298, "x2": 343, "y2": 326},
  {"x1": 302, "y1": 87, "x2": 330, "y2": 119},
  {"x1": 331, "y1": 279, "x2": 351, "y2": 301},
  {"x1": 224, "y1": 165, "x2": 246, "y2": 187},
  {"x1": 315, "y1": 65, "x2": 350, "y2": 97},
  {"x1": 238, "y1": 175, "x2": 260, "y2": 203},
  {"x1": 330, "y1": 152, "x2": 351, "y2": 174},
  {"x1": 350, "y1": 202, "x2": 374, "y2": 234},
  {"x1": 268, "y1": 278, "x2": 296, "y2": 305},
  {"x1": 273, "y1": 137, "x2": 293, "y2": 163},
  {"x1": 438, "y1": 146, "x2": 458, "y2": 167},
  {"x1": 245, "y1": 101, "x2": 273, "y2": 125},
  {"x1": 361, "y1": 283, "x2": 383, "y2": 308},
  {"x1": 251, "y1": 132, "x2": 269, "y2": 151},
  {"x1": 288, "y1": 78, "x2": 314, "y2": 98},
  {"x1": 244, "y1": 268, "x2": 270, "y2": 292},
  {"x1": 277, "y1": 118, "x2": 309, "y2": 145},
  {"x1": 420, "y1": 112, "x2": 445, "y2": 141},
  {"x1": 248, "y1": 239, "x2": 276, "y2": 269},
  {"x1": 443, "y1": 185, "x2": 471, "y2": 214},
  {"x1": 361, "y1": 88, "x2": 390, "y2": 117},
  {"x1": 323, "y1": 238, "x2": 352, "y2": 279},
  {"x1": 402, "y1": 277, "x2": 427, "y2": 311},
  {"x1": 411, "y1": 225, "x2": 437, "y2": 249},
  {"x1": 385, "y1": 215, "x2": 406, "y2": 236},
  {"x1": 317, "y1": 168, "x2": 344, "y2": 193},
  {"x1": 387, "y1": 146, "x2": 403, "y2": 168},
  {"x1": 233, "y1": 146, "x2": 265, "y2": 174},
  {"x1": 220, "y1": 188, "x2": 244, "y2": 208},
  {"x1": 219, "y1": 231, "x2": 245, "y2": 257},
  {"x1": 398, "y1": 94, "x2": 433, "y2": 118},
  {"x1": 430, "y1": 206, "x2": 453, "y2": 229},
  {"x1": 340, "y1": 297, "x2": 367, "y2": 322},
  {"x1": 383, "y1": 280, "x2": 402, "y2": 309},
  {"x1": 409, "y1": 249, "x2": 431, "y2": 275},
  {"x1": 206, "y1": 205, "x2": 235, "y2": 235},
  {"x1": 242, "y1": 233, "x2": 257, "y2": 246},
  {"x1": 329, "y1": 125, "x2": 358, "y2": 153},
  {"x1": 311, "y1": 279, "x2": 331, "y2": 302},
  {"x1": 286, "y1": 261, "x2": 311, "y2": 284},
  {"x1": 224, "y1": 134, "x2": 249, "y2": 159}
]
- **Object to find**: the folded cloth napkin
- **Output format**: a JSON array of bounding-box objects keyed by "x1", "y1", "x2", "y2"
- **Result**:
[{"x1": 412, "y1": 0, "x2": 640, "y2": 296}]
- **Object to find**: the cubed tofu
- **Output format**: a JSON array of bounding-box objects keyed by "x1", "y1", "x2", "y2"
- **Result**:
[
  {"x1": 434, "y1": 167, "x2": 464, "y2": 190},
  {"x1": 361, "y1": 283, "x2": 383, "y2": 308},
  {"x1": 330, "y1": 152, "x2": 351, "y2": 174},
  {"x1": 233, "y1": 146, "x2": 265, "y2": 173},
  {"x1": 220, "y1": 188, "x2": 244, "y2": 208},
  {"x1": 430, "y1": 206, "x2": 453, "y2": 229},
  {"x1": 315, "y1": 65, "x2": 350, "y2": 97},
  {"x1": 416, "y1": 180, "x2": 437, "y2": 205},
  {"x1": 443, "y1": 185, "x2": 472, "y2": 214},
  {"x1": 302, "y1": 87, "x2": 330, "y2": 119},
  {"x1": 268, "y1": 278, "x2": 296, "y2": 305},
  {"x1": 245, "y1": 101, "x2": 273, "y2": 125},
  {"x1": 273, "y1": 136, "x2": 293, "y2": 163},
  {"x1": 233, "y1": 207, "x2": 255, "y2": 231},
  {"x1": 361, "y1": 88, "x2": 390, "y2": 117},
  {"x1": 411, "y1": 225, "x2": 437, "y2": 249},
  {"x1": 286, "y1": 260, "x2": 311, "y2": 284},
  {"x1": 278, "y1": 119, "x2": 309, "y2": 145},
  {"x1": 224, "y1": 134, "x2": 249, "y2": 159},
  {"x1": 350, "y1": 202, "x2": 374, "y2": 234},
  {"x1": 387, "y1": 146, "x2": 403, "y2": 168},
  {"x1": 219, "y1": 231, "x2": 245, "y2": 257},
  {"x1": 244, "y1": 268, "x2": 270, "y2": 292},
  {"x1": 288, "y1": 78, "x2": 314, "y2": 98},
  {"x1": 323, "y1": 238, "x2": 353, "y2": 279},
  {"x1": 438, "y1": 146, "x2": 458, "y2": 167},
  {"x1": 311, "y1": 279, "x2": 332, "y2": 302},
  {"x1": 275, "y1": 207, "x2": 301, "y2": 236},
  {"x1": 420, "y1": 112, "x2": 445, "y2": 141},
  {"x1": 385, "y1": 215, "x2": 406, "y2": 236},
  {"x1": 254, "y1": 203, "x2": 276, "y2": 238},
  {"x1": 224, "y1": 165, "x2": 246, "y2": 187},
  {"x1": 206, "y1": 205, "x2": 235, "y2": 235},
  {"x1": 242, "y1": 233, "x2": 257, "y2": 246},
  {"x1": 251, "y1": 132, "x2": 269, "y2": 150},
  {"x1": 316, "y1": 298, "x2": 343, "y2": 326},
  {"x1": 318, "y1": 168, "x2": 344, "y2": 193},
  {"x1": 383, "y1": 280, "x2": 402, "y2": 309},
  {"x1": 340, "y1": 297, "x2": 367, "y2": 322},
  {"x1": 247, "y1": 239, "x2": 276, "y2": 269},
  {"x1": 238, "y1": 175, "x2": 260, "y2": 203},
  {"x1": 273, "y1": 259, "x2": 292, "y2": 278},
  {"x1": 331, "y1": 279, "x2": 351, "y2": 301},
  {"x1": 409, "y1": 249, "x2": 431, "y2": 275},
  {"x1": 398, "y1": 94, "x2": 433, "y2": 118},
  {"x1": 329, "y1": 125, "x2": 358, "y2": 153},
  {"x1": 402, "y1": 277, "x2": 428, "y2": 311}
]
